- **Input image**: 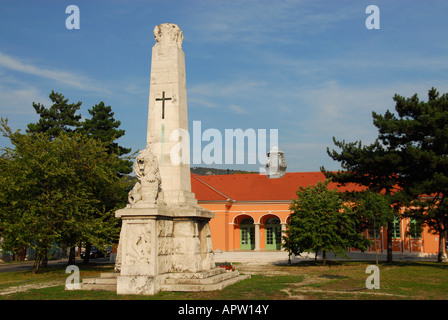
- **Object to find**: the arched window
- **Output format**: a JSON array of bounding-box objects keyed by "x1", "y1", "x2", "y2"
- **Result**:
[
  {"x1": 409, "y1": 219, "x2": 422, "y2": 239},
  {"x1": 265, "y1": 217, "x2": 280, "y2": 225},
  {"x1": 240, "y1": 218, "x2": 254, "y2": 225},
  {"x1": 265, "y1": 217, "x2": 281, "y2": 250},
  {"x1": 240, "y1": 217, "x2": 255, "y2": 250},
  {"x1": 392, "y1": 217, "x2": 401, "y2": 239}
]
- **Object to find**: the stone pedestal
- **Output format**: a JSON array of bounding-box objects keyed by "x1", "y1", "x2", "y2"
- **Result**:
[{"x1": 115, "y1": 204, "x2": 216, "y2": 295}]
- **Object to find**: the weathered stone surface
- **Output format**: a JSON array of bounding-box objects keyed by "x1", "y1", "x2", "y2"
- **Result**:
[
  {"x1": 81, "y1": 273, "x2": 120, "y2": 292},
  {"x1": 146, "y1": 23, "x2": 197, "y2": 208},
  {"x1": 161, "y1": 271, "x2": 251, "y2": 292},
  {"x1": 127, "y1": 147, "x2": 166, "y2": 208},
  {"x1": 117, "y1": 275, "x2": 158, "y2": 295},
  {"x1": 82, "y1": 270, "x2": 251, "y2": 293},
  {"x1": 154, "y1": 23, "x2": 183, "y2": 48}
]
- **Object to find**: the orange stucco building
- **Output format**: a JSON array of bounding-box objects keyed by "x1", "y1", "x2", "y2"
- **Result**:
[{"x1": 191, "y1": 172, "x2": 444, "y2": 256}]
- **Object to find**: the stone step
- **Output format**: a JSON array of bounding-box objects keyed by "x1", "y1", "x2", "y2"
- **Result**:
[
  {"x1": 161, "y1": 274, "x2": 251, "y2": 292},
  {"x1": 81, "y1": 272, "x2": 119, "y2": 291},
  {"x1": 165, "y1": 267, "x2": 226, "y2": 280},
  {"x1": 100, "y1": 272, "x2": 120, "y2": 278},
  {"x1": 81, "y1": 283, "x2": 117, "y2": 291},
  {"x1": 83, "y1": 277, "x2": 118, "y2": 285},
  {"x1": 164, "y1": 270, "x2": 240, "y2": 285},
  {"x1": 80, "y1": 269, "x2": 250, "y2": 293}
]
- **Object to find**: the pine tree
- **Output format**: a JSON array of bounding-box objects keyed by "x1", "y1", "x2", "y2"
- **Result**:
[
  {"x1": 373, "y1": 87, "x2": 448, "y2": 262},
  {"x1": 322, "y1": 138, "x2": 405, "y2": 262},
  {"x1": 78, "y1": 102, "x2": 132, "y2": 177},
  {"x1": 324, "y1": 87, "x2": 448, "y2": 262},
  {"x1": 26, "y1": 91, "x2": 82, "y2": 139}
]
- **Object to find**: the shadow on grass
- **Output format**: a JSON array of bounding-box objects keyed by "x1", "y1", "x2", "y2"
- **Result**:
[
  {"x1": 1, "y1": 274, "x2": 303, "y2": 300},
  {"x1": 274, "y1": 259, "x2": 448, "y2": 270},
  {"x1": 274, "y1": 260, "x2": 345, "y2": 267}
]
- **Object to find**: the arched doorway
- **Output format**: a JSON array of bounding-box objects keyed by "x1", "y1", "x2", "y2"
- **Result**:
[
  {"x1": 240, "y1": 217, "x2": 255, "y2": 250},
  {"x1": 265, "y1": 217, "x2": 281, "y2": 250}
]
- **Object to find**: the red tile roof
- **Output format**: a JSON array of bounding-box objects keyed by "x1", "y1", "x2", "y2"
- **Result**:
[{"x1": 191, "y1": 172, "x2": 365, "y2": 202}]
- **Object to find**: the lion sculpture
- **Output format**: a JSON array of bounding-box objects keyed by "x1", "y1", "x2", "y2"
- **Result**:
[{"x1": 128, "y1": 147, "x2": 165, "y2": 206}]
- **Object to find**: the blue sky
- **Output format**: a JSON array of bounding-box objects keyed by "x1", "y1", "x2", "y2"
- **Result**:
[{"x1": 1, "y1": 0, "x2": 447, "y2": 173}]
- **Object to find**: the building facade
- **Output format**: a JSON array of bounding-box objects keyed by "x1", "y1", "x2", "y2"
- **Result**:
[{"x1": 191, "y1": 172, "x2": 444, "y2": 256}]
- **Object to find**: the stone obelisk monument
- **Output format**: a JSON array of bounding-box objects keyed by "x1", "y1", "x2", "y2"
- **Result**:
[
  {"x1": 146, "y1": 23, "x2": 197, "y2": 207},
  {"x1": 113, "y1": 23, "x2": 248, "y2": 295}
]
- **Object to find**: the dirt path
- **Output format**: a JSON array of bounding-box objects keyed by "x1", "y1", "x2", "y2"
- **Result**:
[
  {"x1": 0, "y1": 281, "x2": 62, "y2": 296},
  {"x1": 236, "y1": 262, "x2": 408, "y2": 299}
]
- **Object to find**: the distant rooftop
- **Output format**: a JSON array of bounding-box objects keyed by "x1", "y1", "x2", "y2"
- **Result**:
[{"x1": 191, "y1": 172, "x2": 364, "y2": 202}]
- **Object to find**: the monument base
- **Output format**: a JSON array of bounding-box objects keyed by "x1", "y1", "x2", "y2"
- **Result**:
[
  {"x1": 117, "y1": 275, "x2": 160, "y2": 295},
  {"x1": 82, "y1": 268, "x2": 251, "y2": 294},
  {"x1": 112, "y1": 204, "x2": 219, "y2": 295},
  {"x1": 161, "y1": 268, "x2": 251, "y2": 292}
]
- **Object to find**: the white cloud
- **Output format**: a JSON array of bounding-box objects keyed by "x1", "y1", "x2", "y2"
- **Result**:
[
  {"x1": 0, "y1": 51, "x2": 108, "y2": 93},
  {"x1": 287, "y1": 80, "x2": 448, "y2": 144},
  {"x1": 0, "y1": 73, "x2": 51, "y2": 116},
  {"x1": 123, "y1": 82, "x2": 147, "y2": 95},
  {"x1": 229, "y1": 104, "x2": 248, "y2": 115},
  {"x1": 187, "y1": 0, "x2": 356, "y2": 45},
  {"x1": 0, "y1": 87, "x2": 44, "y2": 115},
  {"x1": 188, "y1": 78, "x2": 268, "y2": 117},
  {"x1": 190, "y1": 79, "x2": 266, "y2": 97},
  {"x1": 188, "y1": 97, "x2": 217, "y2": 109}
]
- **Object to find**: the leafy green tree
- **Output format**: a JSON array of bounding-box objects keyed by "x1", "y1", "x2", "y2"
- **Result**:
[
  {"x1": 24, "y1": 93, "x2": 133, "y2": 264},
  {"x1": 372, "y1": 88, "x2": 448, "y2": 262},
  {"x1": 284, "y1": 179, "x2": 370, "y2": 266},
  {"x1": 26, "y1": 91, "x2": 82, "y2": 139},
  {"x1": 0, "y1": 119, "x2": 123, "y2": 273},
  {"x1": 76, "y1": 102, "x2": 133, "y2": 262}
]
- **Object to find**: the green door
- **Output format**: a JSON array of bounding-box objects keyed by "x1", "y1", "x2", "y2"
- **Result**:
[
  {"x1": 265, "y1": 218, "x2": 281, "y2": 250},
  {"x1": 240, "y1": 218, "x2": 255, "y2": 250}
]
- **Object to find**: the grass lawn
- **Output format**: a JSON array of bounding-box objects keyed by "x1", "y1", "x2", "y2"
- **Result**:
[{"x1": 0, "y1": 260, "x2": 447, "y2": 300}]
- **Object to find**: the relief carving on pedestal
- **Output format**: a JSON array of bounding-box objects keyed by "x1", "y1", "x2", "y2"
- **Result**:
[{"x1": 125, "y1": 223, "x2": 152, "y2": 266}]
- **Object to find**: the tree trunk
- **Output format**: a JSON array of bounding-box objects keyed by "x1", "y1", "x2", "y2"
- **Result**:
[
  {"x1": 68, "y1": 246, "x2": 76, "y2": 265},
  {"x1": 322, "y1": 250, "x2": 327, "y2": 266},
  {"x1": 387, "y1": 221, "x2": 393, "y2": 263},
  {"x1": 32, "y1": 252, "x2": 41, "y2": 274},
  {"x1": 438, "y1": 231, "x2": 445, "y2": 263},
  {"x1": 41, "y1": 254, "x2": 48, "y2": 268},
  {"x1": 41, "y1": 248, "x2": 48, "y2": 268},
  {"x1": 83, "y1": 243, "x2": 91, "y2": 264}
]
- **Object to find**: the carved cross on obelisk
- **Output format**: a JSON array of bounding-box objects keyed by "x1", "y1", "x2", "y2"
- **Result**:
[{"x1": 156, "y1": 91, "x2": 171, "y2": 119}]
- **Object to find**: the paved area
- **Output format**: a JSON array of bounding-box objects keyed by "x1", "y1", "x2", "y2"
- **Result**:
[
  {"x1": 1, "y1": 252, "x2": 442, "y2": 272},
  {"x1": 214, "y1": 251, "x2": 302, "y2": 265},
  {"x1": 213, "y1": 250, "x2": 442, "y2": 264},
  {"x1": 0, "y1": 281, "x2": 62, "y2": 296},
  {"x1": 0, "y1": 257, "x2": 111, "y2": 273}
]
